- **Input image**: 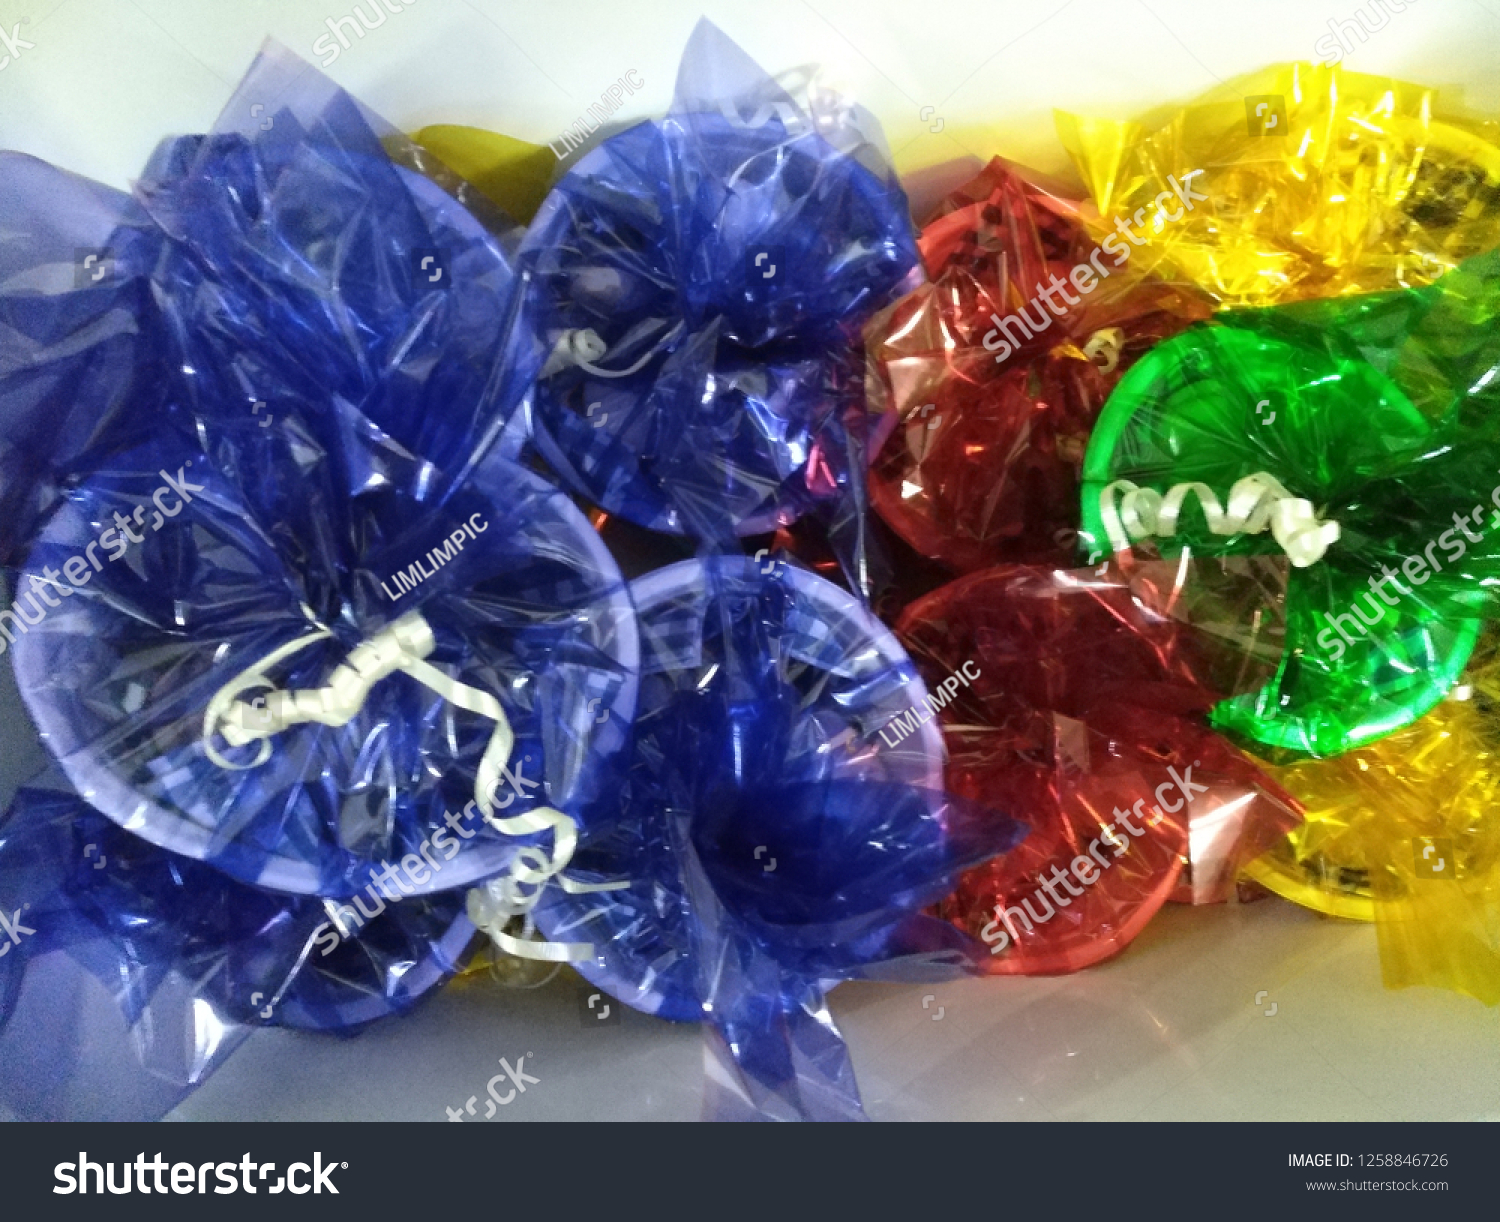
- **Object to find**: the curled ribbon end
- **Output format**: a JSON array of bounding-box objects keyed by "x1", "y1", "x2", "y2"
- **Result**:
[
  {"x1": 1103, "y1": 472, "x2": 1340, "y2": 569},
  {"x1": 199, "y1": 612, "x2": 631, "y2": 966}
]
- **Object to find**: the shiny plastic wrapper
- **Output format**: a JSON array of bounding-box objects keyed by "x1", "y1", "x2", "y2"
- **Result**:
[
  {"x1": 0, "y1": 154, "x2": 169, "y2": 572},
  {"x1": 0, "y1": 778, "x2": 472, "y2": 1120},
  {"x1": 410, "y1": 125, "x2": 557, "y2": 226},
  {"x1": 865, "y1": 156, "x2": 1210, "y2": 573},
  {"x1": 494, "y1": 556, "x2": 1023, "y2": 1120},
  {"x1": 1245, "y1": 630, "x2": 1500, "y2": 1005},
  {"x1": 132, "y1": 40, "x2": 541, "y2": 474},
  {"x1": 897, "y1": 560, "x2": 1303, "y2": 973},
  {"x1": 1080, "y1": 248, "x2": 1500, "y2": 757},
  {"x1": 11, "y1": 427, "x2": 638, "y2": 898},
  {"x1": 0, "y1": 38, "x2": 539, "y2": 578},
  {"x1": 518, "y1": 19, "x2": 922, "y2": 541},
  {"x1": 1058, "y1": 62, "x2": 1500, "y2": 308},
  {"x1": 5, "y1": 45, "x2": 640, "y2": 900}
]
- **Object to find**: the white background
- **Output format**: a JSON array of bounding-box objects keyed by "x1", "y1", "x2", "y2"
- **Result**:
[
  {"x1": 3, "y1": 0, "x2": 1500, "y2": 1121},
  {"x1": 4, "y1": 0, "x2": 1500, "y2": 201}
]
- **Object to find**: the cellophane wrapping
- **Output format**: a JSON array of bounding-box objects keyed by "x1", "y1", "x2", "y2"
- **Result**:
[
  {"x1": 521, "y1": 555, "x2": 1024, "y2": 1119},
  {"x1": 1057, "y1": 62, "x2": 1500, "y2": 308},
  {"x1": 898, "y1": 558, "x2": 1304, "y2": 973},
  {"x1": 3, "y1": 44, "x2": 639, "y2": 897},
  {"x1": 0, "y1": 777, "x2": 472, "y2": 1120},
  {"x1": 1246, "y1": 629, "x2": 1500, "y2": 1004},
  {"x1": 1080, "y1": 249, "x2": 1500, "y2": 757},
  {"x1": 517, "y1": 19, "x2": 922, "y2": 551},
  {"x1": 864, "y1": 156, "x2": 1210, "y2": 573}
]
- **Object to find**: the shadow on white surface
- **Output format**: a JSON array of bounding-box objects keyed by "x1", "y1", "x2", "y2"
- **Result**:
[{"x1": 167, "y1": 900, "x2": 1500, "y2": 1122}]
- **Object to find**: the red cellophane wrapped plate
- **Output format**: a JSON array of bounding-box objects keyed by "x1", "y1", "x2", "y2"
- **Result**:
[
  {"x1": 865, "y1": 157, "x2": 1212, "y2": 573},
  {"x1": 896, "y1": 558, "x2": 1304, "y2": 974}
]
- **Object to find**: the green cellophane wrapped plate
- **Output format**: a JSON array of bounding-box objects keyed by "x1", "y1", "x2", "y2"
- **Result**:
[{"x1": 1080, "y1": 318, "x2": 1488, "y2": 757}]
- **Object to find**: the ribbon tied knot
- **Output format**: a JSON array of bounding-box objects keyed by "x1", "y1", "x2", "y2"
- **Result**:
[{"x1": 202, "y1": 610, "x2": 625, "y2": 961}]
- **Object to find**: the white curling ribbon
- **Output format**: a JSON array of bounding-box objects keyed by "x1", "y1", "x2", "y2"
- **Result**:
[
  {"x1": 1099, "y1": 472, "x2": 1340, "y2": 569},
  {"x1": 539, "y1": 327, "x2": 608, "y2": 378},
  {"x1": 202, "y1": 610, "x2": 626, "y2": 961},
  {"x1": 465, "y1": 855, "x2": 615, "y2": 965},
  {"x1": 540, "y1": 322, "x2": 685, "y2": 381},
  {"x1": 1081, "y1": 327, "x2": 1125, "y2": 375}
]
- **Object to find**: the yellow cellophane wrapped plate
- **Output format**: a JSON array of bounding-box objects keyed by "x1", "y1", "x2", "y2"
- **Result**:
[
  {"x1": 1057, "y1": 63, "x2": 1500, "y2": 308},
  {"x1": 408, "y1": 125, "x2": 556, "y2": 223},
  {"x1": 1245, "y1": 631, "x2": 1500, "y2": 1004}
]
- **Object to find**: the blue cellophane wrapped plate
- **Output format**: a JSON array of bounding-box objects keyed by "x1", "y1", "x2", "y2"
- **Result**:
[{"x1": 517, "y1": 20, "x2": 923, "y2": 540}]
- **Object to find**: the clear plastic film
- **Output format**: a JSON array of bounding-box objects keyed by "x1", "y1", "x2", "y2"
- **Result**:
[
  {"x1": 408, "y1": 125, "x2": 557, "y2": 226},
  {"x1": 132, "y1": 39, "x2": 541, "y2": 476},
  {"x1": 1244, "y1": 629, "x2": 1500, "y2": 1004},
  {"x1": 1057, "y1": 62, "x2": 1500, "y2": 308},
  {"x1": 1, "y1": 40, "x2": 547, "y2": 582},
  {"x1": 3, "y1": 46, "x2": 639, "y2": 902},
  {"x1": 517, "y1": 19, "x2": 922, "y2": 545},
  {"x1": 0, "y1": 777, "x2": 473, "y2": 1120},
  {"x1": 11, "y1": 430, "x2": 638, "y2": 900},
  {"x1": 0, "y1": 154, "x2": 171, "y2": 572},
  {"x1": 513, "y1": 555, "x2": 1024, "y2": 1120},
  {"x1": 864, "y1": 156, "x2": 1210, "y2": 573},
  {"x1": 1080, "y1": 247, "x2": 1500, "y2": 757},
  {"x1": 897, "y1": 559, "x2": 1304, "y2": 973}
]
